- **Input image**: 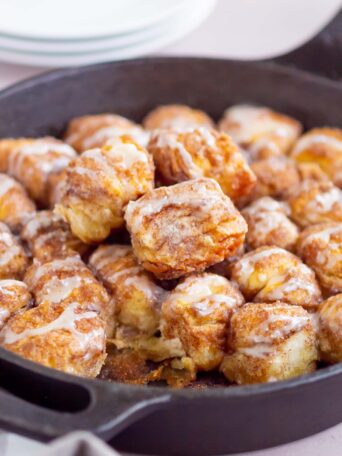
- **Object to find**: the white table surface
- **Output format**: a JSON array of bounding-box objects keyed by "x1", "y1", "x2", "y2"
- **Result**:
[{"x1": 0, "y1": 1, "x2": 342, "y2": 455}]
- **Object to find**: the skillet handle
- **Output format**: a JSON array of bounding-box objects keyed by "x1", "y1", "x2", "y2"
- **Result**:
[{"x1": 0, "y1": 353, "x2": 171, "y2": 442}]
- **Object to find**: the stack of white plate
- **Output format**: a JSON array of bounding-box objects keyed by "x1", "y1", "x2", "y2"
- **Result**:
[{"x1": 0, "y1": 0, "x2": 216, "y2": 67}]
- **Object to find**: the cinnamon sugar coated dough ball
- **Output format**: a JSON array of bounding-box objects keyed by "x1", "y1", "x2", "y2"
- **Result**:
[
  {"x1": 21, "y1": 210, "x2": 88, "y2": 262},
  {"x1": 250, "y1": 156, "x2": 301, "y2": 201},
  {"x1": 220, "y1": 302, "x2": 318, "y2": 384},
  {"x1": 291, "y1": 128, "x2": 342, "y2": 187},
  {"x1": 242, "y1": 197, "x2": 299, "y2": 251},
  {"x1": 143, "y1": 104, "x2": 214, "y2": 131},
  {"x1": 24, "y1": 254, "x2": 115, "y2": 337},
  {"x1": 125, "y1": 178, "x2": 248, "y2": 280},
  {"x1": 0, "y1": 280, "x2": 31, "y2": 329},
  {"x1": 64, "y1": 113, "x2": 149, "y2": 152},
  {"x1": 218, "y1": 105, "x2": 302, "y2": 160},
  {"x1": 231, "y1": 246, "x2": 322, "y2": 311},
  {"x1": 288, "y1": 180, "x2": 342, "y2": 228},
  {"x1": 0, "y1": 301, "x2": 106, "y2": 377},
  {"x1": 297, "y1": 223, "x2": 342, "y2": 294},
  {"x1": 148, "y1": 128, "x2": 256, "y2": 202},
  {"x1": 47, "y1": 169, "x2": 67, "y2": 208},
  {"x1": 0, "y1": 173, "x2": 36, "y2": 232},
  {"x1": 6, "y1": 137, "x2": 76, "y2": 206},
  {"x1": 161, "y1": 273, "x2": 244, "y2": 370},
  {"x1": 55, "y1": 136, "x2": 155, "y2": 244},
  {"x1": 90, "y1": 244, "x2": 185, "y2": 363},
  {"x1": 0, "y1": 223, "x2": 28, "y2": 280},
  {"x1": 89, "y1": 244, "x2": 166, "y2": 336},
  {"x1": 318, "y1": 294, "x2": 342, "y2": 363},
  {"x1": 0, "y1": 138, "x2": 33, "y2": 172}
]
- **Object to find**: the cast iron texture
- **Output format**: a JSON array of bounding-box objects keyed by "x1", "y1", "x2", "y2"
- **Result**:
[{"x1": 0, "y1": 58, "x2": 342, "y2": 455}]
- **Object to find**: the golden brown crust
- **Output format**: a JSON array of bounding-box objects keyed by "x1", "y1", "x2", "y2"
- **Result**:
[
  {"x1": 0, "y1": 280, "x2": 32, "y2": 329},
  {"x1": 6, "y1": 137, "x2": 76, "y2": 206},
  {"x1": 21, "y1": 210, "x2": 88, "y2": 262},
  {"x1": 242, "y1": 197, "x2": 299, "y2": 251},
  {"x1": 231, "y1": 246, "x2": 322, "y2": 310},
  {"x1": 249, "y1": 156, "x2": 301, "y2": 202},
  {"x1": 291, "y1": 128, "x2": 342, "y2": 187},
  {"x1": 218, "y1": 105, "x2": 302, "y2": 160},
  {"x1": 89, "y1": 244, "x2": 186, "y2": 363},
  {"x1": 0, "y1": 301, "x2": 106, "y2": 377},
  {"x1": 24, "y1": 254, "x2": 115, "y2": 337},
  {"x1": 148, "y1": 128, "x2": 256, "y2": 203},
  {"x1": 142, "y1": 104, "x2": 214, "y2": 131},
  {"x1": 318, "y1": 294, "x2": 342, "y2": 362},
  {"x1": 125, "y1": 178, "x2": 248, "y2": 279},
  {"x1": 161, "y1": 273, "x2": 244, "y2": 370},
  {"x1": 89, "y1": 244, "x2": 165, "y2": 335},
  {"x1": 47, "y1": 169, "x2": 67, "y2": 208},
  {"x1": 0, "y1": 173, "x2": 36, "y2": 232},
  {"x1": 288, "y1": 180, "x2": 342, "y2": 228},
  {"x1": 64, "y1": 113, "x2": 149, "y2": 152},
  {"x1": 297, "y1": 222, "x2": 342, "y2": 294},
  {"x1": 56, "y1": 137, "x2": 155, "y2": 243},
  {"x1": 0, "y1": 138, "x2": 33, "y2": 173},
  {"x1": 220, "y1": 302, "x2": 317, "y2": 384},
  {"x1": 0, "y1": 222, "x2": 28, "y2": 280}
]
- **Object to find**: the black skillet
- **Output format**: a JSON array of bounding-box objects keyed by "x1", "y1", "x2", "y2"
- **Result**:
[{"x1": 0, "y1": 58, "x2": 342, "y2": 456}]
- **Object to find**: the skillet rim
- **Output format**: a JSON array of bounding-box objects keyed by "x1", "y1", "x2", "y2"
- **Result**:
[{"x1": 0, "y1": 56, "x2": 342, "y2": 399}]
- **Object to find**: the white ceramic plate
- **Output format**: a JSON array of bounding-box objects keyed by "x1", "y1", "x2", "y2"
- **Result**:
[
  {"x1": 0, "y1": 0, "x2": 216, "y2": 67},
  {"x1": 0, "y1": 0, "x2": 189, "y2": 39},
  {"x1": 0, "y1": 0, "x2": 199, "y2": 53},
  {"x1": 162, "y1": 0, "x2": 342, "y2": 60}
]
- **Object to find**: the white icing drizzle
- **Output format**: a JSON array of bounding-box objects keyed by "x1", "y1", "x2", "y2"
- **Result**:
[
  {"x1": 169, "y1": 275, "x2": 240, "y2": 317},
  {"x1": 292, "y1": 134, "x2": 342, "y2": 156},
  {"x1": 222, "y1": 105, "x2": 294, "y2": 144},
  {"x1": 0, "y1": 308, "x2": 10, "y2": 325},
  {"x1": 236, "y1": 247, "x2": 286, "y2": 282},
  {"x1": 23, "y1": 211, "x2": 61, "y2": 240},
  {"x1": 0, "y1": 174, "x2": 17, "y2": 197},
  {"x1": 8, "y1": 140, "x2": 75, "y2": 179},
  {"x1": 90, "y1": 245, "x2": 131, "y2": 271},
  {"x1": 107, "y1": 266, "x2": 142, "y2": 282},
  {"x1": 0, "y1": 231, "x2": 16, "y2": 247},
  {"x1": 33, "y1": 231, "x2": 63, "y2": 249},
  {"x1": 40, "y1": 275, "x2": 83, "y2": 304},
  {"x1": 0, "y1": 232, "x2": 21, "y2": 266},
  {"x1": 243, "y1": 197, "x2": 286, "y2": 216},
  {"x1": 306, "y1": 186, "x2": 342, "y2": 214},
  {"x1": 249, "y1": 138, "x2": 282, "y2": 157},
  {"x1": 248, "y1": 211, "x2": 291, "y2": 235},
  {"x1": 153, "y1": 128, "x2": 218, "y2": 176},
  {"x1": 70, "y1": 166, "x2": 99, "y2": 181},
  {"x1": 153, "y1": 130, "x2": 201, "y2": 178},
  {"x1": 196, "y1": 127, "x2": 217, "y2": 148},
  {"x1": 238, "y1": 344, "x2": 275, "y2": 357},
  {"x1": 78, "y1": 148, "x2": 121, "y2": 183},
  {"x1": 83, "y1": 125, "x2": 149, "y2": 149},
  {"x1": 29, "y1": 256, "x2": 82, "y2": 284},
  {"x1": 105, "y1": 139, "x2": 148, "y2": 168},
  {"x1": 125, "y1": 179, "x2": 223, "y2": 234},
  {"x1": 123, "y1": 274, "x2": 160, "y2": 300},
  {"x1": 0, "y1": 279, "x2": 27, "y2": 293},
  {"x1": 259, "y1": 275, "x2": 318, "y2": 303},
  {"x1": 157, "y1": 115, "x2": 206, "y2": 131},
  {"x1": 301, "y1": 225, "x2": 342, "y2": 249},
  {"x1": 1, "y1": 302, "x2": 102, "y2": 349},
  {"x1": 191, "y1": 295, "x2": 238, "y2": 317},
  {"x1": 238, "y1": 311, "x2": 311, "y2": 358}
]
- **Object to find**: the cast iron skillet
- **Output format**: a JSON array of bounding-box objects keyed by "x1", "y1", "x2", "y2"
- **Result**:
[{"x1": 0, "y1": 58, "x2": 342, "y2": 456}]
